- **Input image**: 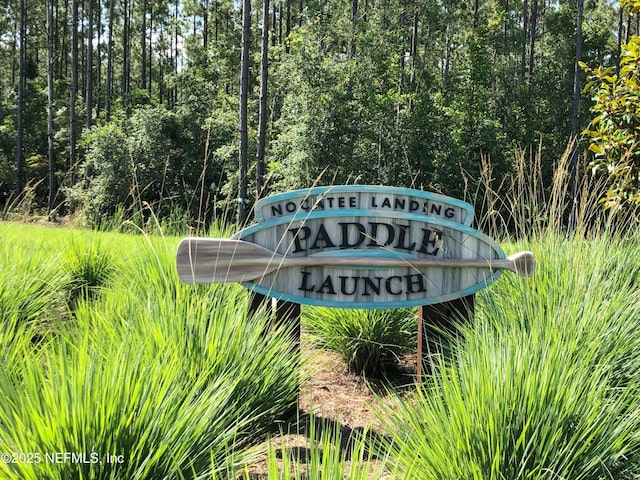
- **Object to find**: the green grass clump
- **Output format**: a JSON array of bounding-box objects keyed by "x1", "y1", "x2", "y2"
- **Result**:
[
  {"x1": 0, "y1": 225, "x2": 70, "y2": 346},
  {"x1": 304, "y1": 307, "x2": 416, "y2": 376},
  {"x1": 61, "y1": 233, "x2": 119, "y2": 306},
  {"x1": 0, "y1": 224, "x2": 304, "y2": 480},
  {"x1": 379, "y1": 232, "x2": 640, "y2": 479}
]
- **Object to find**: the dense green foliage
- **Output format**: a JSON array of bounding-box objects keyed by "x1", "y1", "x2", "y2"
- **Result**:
[
  {"x1": 0, "y1": 0, "x2": 628, "y2": 225},
  {"x1": 582, "y1": 33, "x2": 640, "y2": 214}
]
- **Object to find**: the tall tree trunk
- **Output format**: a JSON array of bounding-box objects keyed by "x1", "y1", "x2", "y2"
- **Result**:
[
  {"x1": 204, "y1": 0, "x2": 209, "y2": 48},
  {"x1": 278, "y1": 1, "x2": 282, "y2": 46},
  {"x1": 96, "y1": 0, "x2": 102, "y2": 119},
  {"x1": 256, "y1": 0, "x2": 269, "y2": 200},
  {"x1": 122, "y1": 0, "x2": 130, "y2": 110},
  {"x1": 141, "y1": 0, "x2": 148, "y2": 89},
  {"x1": 569, "y1": 0, "x2": 584, "y2": 225},
  {"x1": 521, "y1": 0, "x2": 528, "y2": 80},
  {"x1": 62, "y1": 0, "x2": 70, "y2": 78},
  {"x1": 16, "y1": 0, "x2": 26, "y2": 195},
  {"x1": 148, "y1": 0, "x2": 153, "y2": 94},
  {"x1": 286, "y1": 0, "x2": 291, "y2": 52},
  {"x1": 11, "y1": 19, "x2": 17, "y2": 87},
  {"x1": 106, "y1": 0, "x2": 114, "y2": 121},
  {"x1": 617, "y1": 6, "x2": 624, "y2": 73},
  {"x1": 272, "y1": 1, "x2": 277, "y2": 47},
  {"x1": 473, "y1": 0, "x2": 479, "y2": 28},
  {"x1": 407, "y1": 7, "x2": 419, "y2": 111},
  {"x1": 70, "y1": 0, "x2": 79, "y2": 187},
  {"x1": 80, "y1": 0, "x2": 86, "y2": 101},
  {"x1": 47, "y1": 0, "x2": 57, "y2": 214},
  {"x1": 349, "y1": 0, "x2": 358, "y2": 58},
  {"x1": 173, "y1": 0, "x2": 179, "y2": 108},
  {"x1": 409, "y1": 7, "x2": 418, "y2": 90},
  {"x1": 214, "y1": 0, "x2": 219, "y2": 42},
  {"x1": 528, "y1": 0, "x2": 538, "y2": 85},
  {"x1": 238, "y1": 0, "x2": 251, "y2": 226},
  {"x1": 86, "y1": 0, "x2": 94, "y2": 128}
]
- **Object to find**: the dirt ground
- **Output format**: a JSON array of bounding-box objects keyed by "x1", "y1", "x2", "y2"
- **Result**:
[{"x1": 244, "y1": 333, "x2": 418, "y2": 479}]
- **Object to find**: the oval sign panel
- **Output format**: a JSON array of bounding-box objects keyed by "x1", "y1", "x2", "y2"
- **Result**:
[
  {"x1": 176, "y1": 186, "x2": 535, "y2": 309},
  {"x1": 234, "y1": 211, "x2": 505, "y2": 309}
]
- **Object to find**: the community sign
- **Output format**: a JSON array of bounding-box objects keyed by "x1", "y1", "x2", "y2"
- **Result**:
[{"x1": 176, "y1": 185, "x2": 535, "y2": 309}]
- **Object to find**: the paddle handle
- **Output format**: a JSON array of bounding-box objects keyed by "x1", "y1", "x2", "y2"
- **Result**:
[
  {"x1": 176, "y1": 237, "x2": 536, "y2": 284},
  {"x1": 276, "y1": 252, "x2": 534, "y2": 276}
]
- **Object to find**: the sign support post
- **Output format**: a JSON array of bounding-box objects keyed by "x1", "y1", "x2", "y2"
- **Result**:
[{"x1": 417, "y1": 295, "x2": 475, "y2": 381}]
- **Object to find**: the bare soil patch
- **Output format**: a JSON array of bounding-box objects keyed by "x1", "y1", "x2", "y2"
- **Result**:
[{"x1": 244, "y1": 334, "x2": 418, "y2": 479}]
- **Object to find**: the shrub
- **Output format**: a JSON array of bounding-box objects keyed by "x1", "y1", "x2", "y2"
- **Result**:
[{"x1": 581, "y1": 6, "x2": 640, "y2": 216}]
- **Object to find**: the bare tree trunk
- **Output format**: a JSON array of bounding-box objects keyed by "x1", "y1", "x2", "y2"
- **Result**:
[
  {"x1": 96, "y1": 0, "x2": 102, "y2": 118},
  {"x1": 122, "y1": 0, "x2": 130, "y2": 110},
  {"x1": 173, "y1": 0, "x2": 179, "y2": 108},
  {"x1": 272, "y1": 1, "x2": 277, "y2": 47},
  {"x1": 473, "y1": 0, "x2": 479, "y2": 28},
  {"x1": 70, "y1": 0, "x2": 79, "y2": 187},
  {"x1": 407, "y1": 7, "x2": 418, "y2": 111},
  {"x1": 106, "y1": 0, "x2": 114, "y2": 121},
  {"x1": 521, "y1": 0, "x2": 528, "y2": 80},
  {"x1": 569, "y1": 0, "x2": 584, "y2": 226},
  {"x1": 11, "y1": 20, "x2": 17, "y2": 87},
  {"x1": 617, "y1": 6, "x2": 624, "y2": 73},
  {"x1": 286, "y1": 0, "x2": 291, "y2": 52},
  {"x1": 141, "y1": 0, "x2": 148, "y2": 90},
  {"x1": 238, "y1": 0, "x2": 251, "y2": 226},
  {"x1": 16, "y1": 0, "x2": 26, "y2": 195},
  {"x1": 256, "y1": 0, "x2": 269, "y2": 200},
  {"x1": 86, "y1": 0, "x2": 94, "y2": 128},
  {"x1": 149, "y1": 0, "x2": 153, "y2": 94},
  {"x1": 203, "y1": 0, "x2": 209, "y2": 48},
  {"x1": 47, "y1": 0, "x2": 57, "y2": 214},
  {"x1": 214, "y1": 0, "x2": 219, "y2": 42},
  {"x1": 80, "y1": 0, "x2": 86, "y2": 101},
  {"x1": 410, "y1": 8, "x2": 418, "y2": 89},
  {"x1": 349, "y1": 0, "x2": 358, "y2": 58},
  {"x1": 62, "y1": 0, "x2": 70, "y2": 78},
  {"x1": 528, "y1": 0, "x2": 538, "y2": 85}
]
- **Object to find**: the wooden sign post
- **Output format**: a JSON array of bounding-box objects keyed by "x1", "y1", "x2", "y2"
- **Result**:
[{"x1": 176, "y1": 186, "x2": 535, "y2": 381}]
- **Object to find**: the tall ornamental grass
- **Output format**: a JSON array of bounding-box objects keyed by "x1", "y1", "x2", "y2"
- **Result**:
[
  {"x1": 304, "y1": 307, "x2": 416, "y2": 376},
  {"x1": 0, "y1": 228, "x2": 67, "y2": 326},
  {"x1": 379, "y1": 232, "x2": 640, "y2": 479},
  {"x1": 0, "y1": 226, "x2": 304, "y2": 479},
  {"x1": 60, "y1": 233, "x2": 119, "y2": 306}
]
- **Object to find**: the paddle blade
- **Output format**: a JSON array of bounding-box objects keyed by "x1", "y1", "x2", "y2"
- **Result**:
[
  {"x1": 176, "y1": 238, "x2": 281, "y2": 284},
  {"x1": 507, "y1": 251, "x2": 536, "y2": 277}
]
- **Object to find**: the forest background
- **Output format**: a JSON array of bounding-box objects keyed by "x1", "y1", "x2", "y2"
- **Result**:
[{"x1": 0, "y1": 0, "x2": 633, "y2": 228}]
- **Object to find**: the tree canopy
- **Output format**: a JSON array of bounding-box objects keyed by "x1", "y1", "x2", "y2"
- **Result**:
[{"x1": 0, "y1": 0, "x2": 630, "y2": 227}]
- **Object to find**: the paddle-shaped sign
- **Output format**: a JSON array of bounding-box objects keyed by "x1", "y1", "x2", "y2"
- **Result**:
[{"x1": 176, "y1": 186, "x2": 535, "y2": 309}]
